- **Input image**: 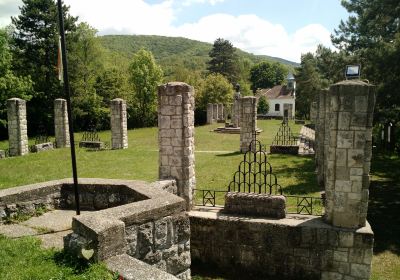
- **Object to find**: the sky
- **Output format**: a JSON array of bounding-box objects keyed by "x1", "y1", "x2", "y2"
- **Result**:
[{"x1": 0, "y1": 0, "x2": 349, "y2": 63}]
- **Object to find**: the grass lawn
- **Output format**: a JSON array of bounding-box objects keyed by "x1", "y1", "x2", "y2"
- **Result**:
[
  {"x1": 0, "y1": 120, "x2": 398, "y2": 279},
  {"x1": 0, "y1": 235, "x2": 115, "y2": 279}
]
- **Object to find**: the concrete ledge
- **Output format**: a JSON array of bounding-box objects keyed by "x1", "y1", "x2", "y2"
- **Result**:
[
  {"x1": 224, "y1": 192, "x2": 286, "y2": 218},
  {"x1": 106, "y1": 254, "x2": 178, "y2": 280}
]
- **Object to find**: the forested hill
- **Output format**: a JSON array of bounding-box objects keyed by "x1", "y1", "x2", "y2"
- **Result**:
[{"x1": 98, "y1": 35, "x2": 298, "y2": 74}]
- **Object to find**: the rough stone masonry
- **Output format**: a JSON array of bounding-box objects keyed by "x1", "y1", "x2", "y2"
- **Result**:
[
  {"x1": 158, "y1": 82, "x2": 195, "y2": 209},
  {"x1": 323, "y1": 80, "x2": 376, "y2": 229},
  {"x1": 110, "y1": 98, "x2": 128, "y2": 149},
  {"x1": 54, "y1": 99, "x2": 70, "y2": 148},
  {"x1": 7, "y1": 98, "x2": 28, "y2": 156},
  {"x1": 240, "y1": 96, "x2": 257, "y2": 152}
]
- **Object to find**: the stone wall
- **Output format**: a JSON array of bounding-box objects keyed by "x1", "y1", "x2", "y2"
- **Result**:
[
  {"x1": 190, "y1": 209, "x2": 374, "y2": 280},
  {"x1": 110, "y1": 98, "x2": 128, "y2": 149},
  {"x1": 7, "y1": 98, "x2": 28, "y2": 156},
  {"x1": 323, "y1": 81, "x2": 376, "y2": 229},
  {"x1": 239, "y1": 96, "x2": 257, "y2": 152},
  {"x1": 54, "y1": 99, "x2": 70, "y2": 148},
  {"x1": 158, "y1": 82, "x2": 195, "y2": 210},
  {"x1": 65, "y1": 179, "x2": 191, "y2": 279}
]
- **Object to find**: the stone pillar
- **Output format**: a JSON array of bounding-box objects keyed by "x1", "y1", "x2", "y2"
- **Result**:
[
  {"x1": 110, "y1": 98, "x2": 128, "y2": 149},
  {"x1": 233, "y1": 99, "x2": 241, "y2": 128},
  {"x1": 310, "y1": 101, "x2": 318, "y2": 124},
  {"x1": 158, "y1": 82, "x2": 195, "y2": 209},
  {"x1": 324, "y1": 80, "x2": 376, "y2": 229},
  {"x1": 7, "y1": 98, "x2": 28, "y2": 156},
  {"x1": 207, "y1": 103, "x2": 214, "y2": 124},
  {"x1": 212, "y1": 104, "x2": 218, "y2": 123},
  {"x1": 240, "y1": 96, "x2": 257, "y2": 153},
  {"x1": 218, "y1": 104, "x2": 224, "y2": 121},
  {"x1": 54, "y1": 99, "x2": 70, "y2": 148},
  {"x1": 316, "y1": 90, "x2": 327, "y2": 187}
]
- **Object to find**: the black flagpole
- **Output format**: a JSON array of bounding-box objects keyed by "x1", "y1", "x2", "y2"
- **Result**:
[{"x1": 57, "y1": 0, "x2": 80, "y2": 215}]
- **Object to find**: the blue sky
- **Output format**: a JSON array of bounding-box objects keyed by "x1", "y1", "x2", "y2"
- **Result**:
[{"x1": 0, "y1": 0, "x2": 350, "y2": 62}]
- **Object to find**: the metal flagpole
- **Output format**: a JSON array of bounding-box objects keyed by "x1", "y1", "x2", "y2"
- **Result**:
[{"x1": 57, "y1": 0, "x2": 80, "y2": 215}]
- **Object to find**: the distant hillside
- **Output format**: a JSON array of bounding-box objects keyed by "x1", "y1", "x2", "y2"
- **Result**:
[{"x1": 98, "y1": 35, "x2": 298, "y2": 76}]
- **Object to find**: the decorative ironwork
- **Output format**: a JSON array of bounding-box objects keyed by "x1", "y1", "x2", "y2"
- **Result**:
[
  {"x1": 228, "y1": 132, "x2": 282, "y2": 195},
  {"x1": 193, "y1": 189, "x2": 324, "y2": 216},
  {"x1": 285, "y1": 195, "x2": 324, "y2": 215},
  {"x1": 81, "y1": 129, "x2": 101, "y2": 142},
  {"x1": 271, "y1": 119, "x2": 298, "y2": 146}
]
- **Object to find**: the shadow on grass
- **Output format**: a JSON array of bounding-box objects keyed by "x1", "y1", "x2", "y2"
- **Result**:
[
  {"x1": 53, "y1": 250, "x2": 93, "y2": 274},
  {"x1": 368, "y1": 153, "x2": 400, "y2": 255},
  {"x1": 277, "y1": 158, "x2": 321, "y2": 195},
  {"x1": 216, "y1": 151, "x2": 242, "y2": 157}
]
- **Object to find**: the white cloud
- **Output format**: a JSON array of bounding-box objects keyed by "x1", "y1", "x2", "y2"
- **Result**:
[
  {"x1": 170, "y1": 14, "x2": 332, "y2": 62},
  {"x1": 181, "y1": 0, "x2": 225, "y2": 7},
  {"x1": 1, "y1": 0, "x2": 333, "y2": 63}
]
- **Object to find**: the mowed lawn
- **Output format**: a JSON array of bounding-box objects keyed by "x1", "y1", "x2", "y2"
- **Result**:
[{"x1": 0, "y1": 120, "x2": 399, "y2": 279}]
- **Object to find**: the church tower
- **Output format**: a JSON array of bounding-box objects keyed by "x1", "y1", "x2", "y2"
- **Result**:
[{"x1": 287, "y1": 72, "x2": 296, "y2": 97}]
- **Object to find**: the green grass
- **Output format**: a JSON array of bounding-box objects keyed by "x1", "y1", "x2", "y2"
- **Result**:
[
  {"x1": 0, "y1": 235, "x2": 115, "y2": 279},
  {"x1": 3, "y1": 120, "x2": 398, "y2": 279}
]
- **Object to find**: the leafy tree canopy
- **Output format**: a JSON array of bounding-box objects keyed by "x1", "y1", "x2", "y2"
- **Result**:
[
  {"x1": 198, "y1": 73, "x2": 233, "y2": 109},
  {"x1": 250, "y1": 61, "x2": 288, "y2": 91},
  {"x1": 0, "y1": 28, "x2": 33, "y2": 131},
  {"x1": 128, "y1": 48, "x2": 163, "y2": 127}
]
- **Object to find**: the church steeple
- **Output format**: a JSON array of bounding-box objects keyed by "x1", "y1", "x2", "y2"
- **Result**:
[{"x1": 287, "y1": 72, "x2": 296, "y2": 96}]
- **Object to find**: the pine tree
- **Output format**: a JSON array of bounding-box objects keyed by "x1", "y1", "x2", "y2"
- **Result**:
[
  {"x1": 11, "y1": 0, "x2": 77, "y2": 134},
  {"x1": 207, "y1": 38, "x2": 239, "y2": 84}
]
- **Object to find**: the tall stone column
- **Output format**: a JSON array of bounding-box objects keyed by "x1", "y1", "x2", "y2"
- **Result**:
[
  {"x1": 218, "y1": 104, "x2": 224, "y2": 121},
  {"x1": 54, "y1": 99, "x2": 70, "y2": 148},
  {"x1": 240, "y1": 96, "x2": 257, "y2": 153},
  {"x1": 110, "y1": 98, "x2": 128, "y2": 149},
  {"x1": 158, "y1": 82, "x2": 195, "y2": 209},
  {"x1": 7, "y1": 98, "x2": 28, "y2": 156},
  {"x1": 233, "y1": 99, "x2": 241, "y2": 128},
  {"x1": 316, "y1": 90, "x2": 327, "y2": 186},
  {"x1": 213, "y1": 104, "x2": 218, "y2": 123},
  {"x1": 324, "y1": 80, "x2": 375, "y2": 228},
  {"x1": 207, "y1": 103, "x2": 214, "y2": 124},
  {"x1": 310, "y1": 101, "x2": 318, "y2": 124}
]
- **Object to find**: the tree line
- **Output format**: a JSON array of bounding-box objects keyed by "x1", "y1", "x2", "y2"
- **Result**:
[{"x1": 0, "y1": 0, "x2": 291, "y2": 139}]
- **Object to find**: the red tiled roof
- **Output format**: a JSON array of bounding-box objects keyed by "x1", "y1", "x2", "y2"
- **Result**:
[{"x1": 257, "y1": 85, "x2": 294, "y2": 100}]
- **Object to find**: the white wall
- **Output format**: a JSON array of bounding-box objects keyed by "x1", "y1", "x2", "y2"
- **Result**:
[{"x1": 266, "y1": 99, "x2": 295, "y2": 118}]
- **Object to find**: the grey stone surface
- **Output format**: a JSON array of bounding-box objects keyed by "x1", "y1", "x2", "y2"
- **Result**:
[
  {"x1": 105, "y1": 254, "x2": 179, "y2": 280},
  {"x1": 30, "y1": 142, "x2": 54, "y2": 153},
  {"x1": 206, "y1": 103, "x2": 214, "y2": 124},
  {"x1": 239, "y1": 96, "x2": 257, "y2": 152},
  {"x1": 323, "y1": 80, "x2": 376, "y2": 229},
  {"x1": 158, "y1": 82, "x2": 195, "y2": 210},
  {"x1": 110, "y1": 98, "x2": 128, "y2": 149},
  {"x1": 7, "y1": 98, "x2": 28, "y2": 156},
  {"x1": 0, "y1": 223, "x2": 38, "y2": 238},
  {"x1": 54, "y1": 99, "x2": 70, "y2": 148},
  {"x1": 190, "y1": 207, "x2": 373, "y2": 280},
  {"x1": 224, "y1": 192, "x2": 286, "y2": 218}
]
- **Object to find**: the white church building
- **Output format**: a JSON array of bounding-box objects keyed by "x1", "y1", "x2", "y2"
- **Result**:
[{"x1": 257, "y1": 73, "x2": 296, "y2": 119}]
